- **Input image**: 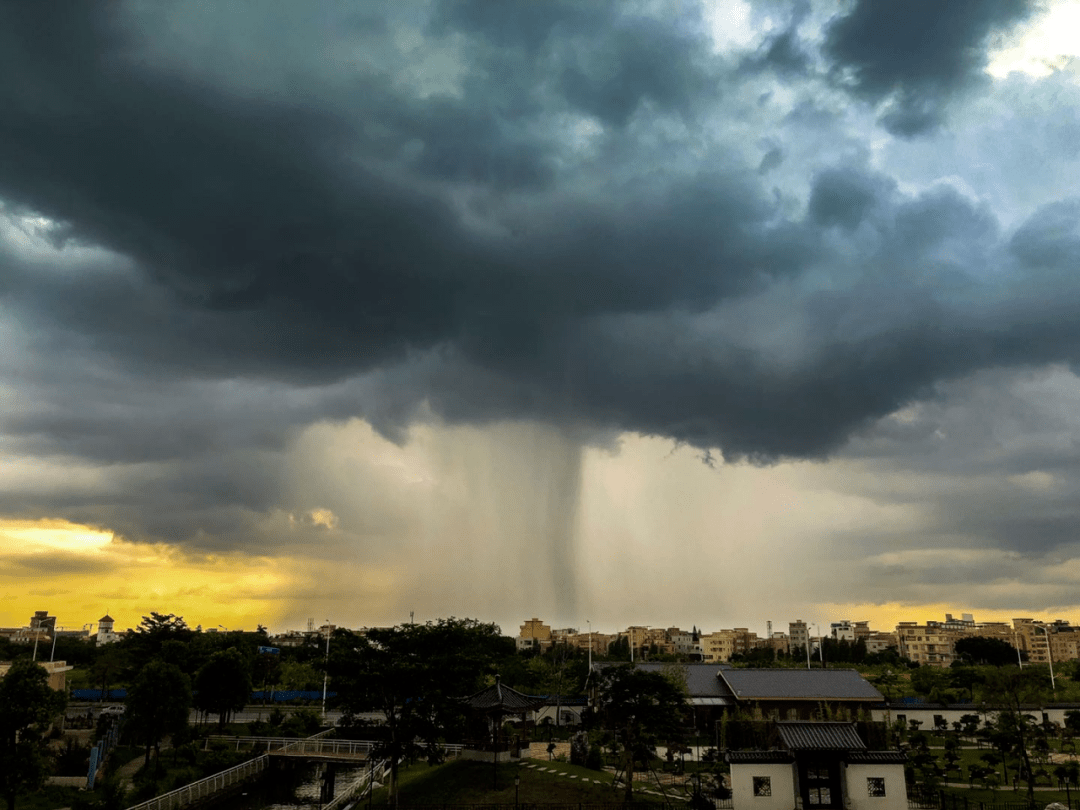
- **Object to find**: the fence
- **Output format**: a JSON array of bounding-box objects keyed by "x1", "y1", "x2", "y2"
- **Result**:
[
  {"x1": 73, "y1": 688, "x2": 338, "y2": 702},
  {"x1": 387, "y1": 805, "x2": 692, "y2": 810},
  {"x1": 909, "y1": 788, "x2": 1068, "y2": 810},
  {"x1": 122, "y1": 754, "x2": 268, "y2": 810}
]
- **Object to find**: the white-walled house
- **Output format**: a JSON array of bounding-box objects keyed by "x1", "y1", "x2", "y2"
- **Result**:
[{"x1": 726, "y1": 722, "x2": 907, "y2": 810}]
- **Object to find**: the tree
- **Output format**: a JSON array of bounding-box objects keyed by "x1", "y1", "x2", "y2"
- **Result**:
[
  {"x1": 595, "y1": 665, "x2": 688, "y2": 801},
  {"x1": 329, "y1": 618, "x2": 510, "y2": 802},
  {"x1": 126, "y1": 661, "x2": 192, "y2": 768},
  {"x1": 123, "y1": 613, "x2": 193, "y2": 672},
  {"x1": 194, "y1": 649, "x2": 252, "y2": 730},
  {"x1": 0, "y1": 660, "x2": 67, "y2": 810},
  {"x1": 981, "y1": 666, "x2": 1053, "y2": 806},
  {"x1": 954, "y1": 636, "x2": 1022, "y2": 667}
]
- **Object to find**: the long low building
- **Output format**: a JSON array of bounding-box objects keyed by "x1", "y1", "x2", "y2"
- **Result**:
[{"x1": 603, "y1": 664, "x2": 884, "y2": 722}]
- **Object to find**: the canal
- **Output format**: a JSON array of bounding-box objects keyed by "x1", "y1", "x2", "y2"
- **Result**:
[{"x1": 208, "y1": 761, "x2": 373, "y2": 810}]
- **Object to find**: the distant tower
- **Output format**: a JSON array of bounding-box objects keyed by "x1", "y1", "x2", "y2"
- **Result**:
[
  {"x1": 307, "y1": 618, "x2": 314, "y2": 632},
  {"x1": 97, "y1": 614, "x2": 118, "y2": 645}
]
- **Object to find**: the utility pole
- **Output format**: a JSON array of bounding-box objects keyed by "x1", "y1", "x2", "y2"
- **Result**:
[
  {"x1": 587, "y1": 620, "x2": 592, "y2": 670},
  {"x1": 322, "y1": 620, "x2": 331, "y2": 721}
]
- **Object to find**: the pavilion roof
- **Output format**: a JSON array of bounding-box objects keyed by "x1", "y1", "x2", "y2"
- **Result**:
[{"x1": 463, "y1": 677, "x2": 547, "y2": 713}]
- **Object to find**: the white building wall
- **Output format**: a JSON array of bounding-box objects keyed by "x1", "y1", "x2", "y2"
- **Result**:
[
  {"x1": 729, "y1": 762, "x2": 794, "y2": 810},
  {"x1": 845, "y1": 763, "x2": 907, "y2": 810}
]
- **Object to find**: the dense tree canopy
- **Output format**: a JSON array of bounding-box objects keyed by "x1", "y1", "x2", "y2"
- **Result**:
[
  {"x1": 194, "y1": 648, "x2": 252, "y2": 730},
  {"x1": 328, "y1": 618, "x2": 511, "y2": 800},
  {"x1": 0, "y1": 660, "x2": 67, "y2": 810},
  {"x1": 126, "y1": 660, "x2": 192, "y2": 767},
  {"x1": 595, "y1": 665, "x2": 688, "y2": 800},
  {"x1": 954, "y1": 636, "x2": 1024, "y2": 667}
]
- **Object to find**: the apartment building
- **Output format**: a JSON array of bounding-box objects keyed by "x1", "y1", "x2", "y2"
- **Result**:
[
  {"x1": 1013, "y1": 618, "x2": 1052, "y2": 664},
  {"x1": 865, "y1": 632, "x2": 899, "y2": 654},
  {"x1": 788, "y1": 620, "x2": 810, "y2": 655},
  {"x1": 896, "y1": 622, "x2": 958, "y2": 666},
  {"x1": 700, "y1": 628, "x2": 758, "y2": 662},
  {"x1": 518, "y1": 617, "x2": 552, "y2": 651}
]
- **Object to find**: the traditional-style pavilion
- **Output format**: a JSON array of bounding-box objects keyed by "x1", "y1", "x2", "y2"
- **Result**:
[{"x1": 461, "y1": 675, "x2": 547, "y2": 763}]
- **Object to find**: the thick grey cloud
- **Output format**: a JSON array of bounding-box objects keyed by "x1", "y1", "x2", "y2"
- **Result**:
[
  {"x1": 824, "y1": 0, "x2": 1034, "y2": 134},
  {"x1": 2, "y1": 0, "x2": 1080, "y2": 573}
]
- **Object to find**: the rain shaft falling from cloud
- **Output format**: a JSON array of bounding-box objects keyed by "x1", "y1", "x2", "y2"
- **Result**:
[{"x1": 415, "y1": 422, "x2": 584, "y2": 624}]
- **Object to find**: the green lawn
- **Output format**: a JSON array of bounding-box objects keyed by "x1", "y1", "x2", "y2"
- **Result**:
[{"x1": 365, "y1": 758, "x2": 671, "y2": 805}]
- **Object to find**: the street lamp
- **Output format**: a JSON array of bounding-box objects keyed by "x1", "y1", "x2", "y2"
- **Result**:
[
  {"x1": 587, "y1": 620, "x2": 592, "y2": 670},
  {"x1": 1035, "y1": 625, "x2": 1056, "y2": 692},
  {"x1": 322, "y1": 620, "x2": 331, "y2": 721}
]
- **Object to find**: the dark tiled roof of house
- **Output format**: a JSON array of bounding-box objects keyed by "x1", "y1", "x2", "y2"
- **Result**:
[
  {"x1": 623, "y1": 662, "x2": 730, "y2": 697},
  {"x1": 719, "y1": 669, "x2": 883, "y2": 701},
  {"x1": 776, "y1": 722, "x2": 866, "y2": 751},
  {"x1": 726, "y1": 751, "x2": 794, "y2": 764},
  {"x1": 463, "y1": 679, "x2": 547, "y2": 712},
  {"x1": 846, "y1": 751, "x2": 907, "y2": 764}
]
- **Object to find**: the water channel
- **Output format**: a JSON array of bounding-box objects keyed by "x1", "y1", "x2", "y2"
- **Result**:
[{"x1": 207, "y1": 762, "x2": 374, "y2": 810}]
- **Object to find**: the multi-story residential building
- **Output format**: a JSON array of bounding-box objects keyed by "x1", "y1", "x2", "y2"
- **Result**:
[
  {"x1": 1013, "y1": 618, "x2": 1052, "y2": 664},
  {"x1": 831, "y1": 621, "x2": 857, "y2": 641},
  {"x1": 942, "y1": 613, "x2": 976, "y2": 632},
  {"x1": 865, "y1": 632, "x2": 899, "y2": 655},
  {"x1": 788, "y1": 620, "x2": 809, "y2": 655},
  {"x1": 550, "y1": 627, "x2": 578, "y2": 645},
  {"x1": 518, "y1": 618, "x2": 553, "y2": 651},
  {"x1": 564, "y1": 631, "x2": 615, "y2": 655},
  {"x1": 1049, "y1": 625, "x2": 1080, "y2": 662},
  {"x1": 669, "y1": 627, "x2": 704, "y2": 660},
  {"x1": 700, "y1": 628, "x2": 758, "y2": 662},
  {"x1": 896, "y1": 622, "x2": 958, "y2": 667}
]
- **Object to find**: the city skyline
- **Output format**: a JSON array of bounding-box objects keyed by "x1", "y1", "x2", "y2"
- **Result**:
[{"x1": 4, "y1": 2, "x2": 1080, "y2": 634}]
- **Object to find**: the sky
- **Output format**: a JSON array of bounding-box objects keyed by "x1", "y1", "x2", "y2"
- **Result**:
[{"x1": 3, "y1": 0, "x2": 1080, "y2": 639}]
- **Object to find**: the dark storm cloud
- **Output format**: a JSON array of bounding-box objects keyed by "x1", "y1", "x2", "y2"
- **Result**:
[
  {"x1": 824, "y1": 0, "x2": 1034, "y2": 134},
  {"x1": 2, "y1": 0, "x2": 1080, "y2": 561}
]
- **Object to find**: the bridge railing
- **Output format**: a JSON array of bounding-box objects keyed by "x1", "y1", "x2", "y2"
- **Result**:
[
  {"x1": 323, "y1": 758, "x2": 390, "y2": 810},
  {"x1": 205, "y1": 735, "x2": 463, "y2": 758},
  {"x1": 123, "y1": 754, "x2": 268, "y2": 810},
  {"x1": 205, "y1": 728, "x2": 336, "y2": 752}
]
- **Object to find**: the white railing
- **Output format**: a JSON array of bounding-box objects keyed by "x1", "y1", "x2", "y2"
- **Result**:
[
  {"x1": 123, "y1": 754, "x2": 268, "y2": 810},
  {"x1": 206, "y1": 735, "x2": 463, "y2": 758},
  {"x1": 323, "y1": 758, "x2": 389, "y2": 810}
]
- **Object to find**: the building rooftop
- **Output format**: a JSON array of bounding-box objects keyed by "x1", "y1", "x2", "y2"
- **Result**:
[
  {"x1": 776, "y1": 722, "x2": 866, "y2": 751},
  {"x1": 719, "y1": 668, "x2": 883, "y2": 701}
]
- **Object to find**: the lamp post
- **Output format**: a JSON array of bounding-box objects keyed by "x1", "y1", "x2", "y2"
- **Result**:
[
  {"x1": 50, "y1": 626, "x2": 64, "y2": 662},
  {"x1": 322, "y1": 620, "x2": 331, "y2": 721},
  {"x1": 1036, "y1": 625, "x2": 1056, "y2": 692},
  {"x1": 587, "y1": 620, "x2": 592, "y2": 670}
]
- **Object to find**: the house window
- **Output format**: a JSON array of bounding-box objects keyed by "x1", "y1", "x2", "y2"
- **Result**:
[
  {"x1": 753, "y1": 777, "x2": 772, "y2": 797},
  {"x1": 867, "y1": 778, "x2": 886, "y2": 797}
]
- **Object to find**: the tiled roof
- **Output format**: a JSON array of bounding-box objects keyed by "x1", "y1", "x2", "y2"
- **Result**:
[
  {"x1": 463, "y1": 679, "x2": 547, "y2": 712},
  {"x1": 619, "y1": 662, "x2": 730, "y2": 697},
  {"x1": 846, "y1": 751, "x2": 907, "y2": 764},
  {"x1": 726, "y1": 751, "x2": 794, "y2": 764},
  {"x1": 719, "y1": 669, "x2": 883, "y2": 701},
  {"x1": 776, "y1": 722, "x2": 866, "y2": 751}
]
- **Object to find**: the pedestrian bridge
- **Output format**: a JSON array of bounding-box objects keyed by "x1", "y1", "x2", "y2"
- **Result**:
[{"x1": 205, "y1": 735, "x2": 463, "y2": 763}]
